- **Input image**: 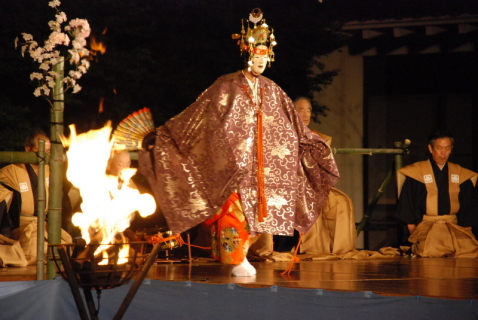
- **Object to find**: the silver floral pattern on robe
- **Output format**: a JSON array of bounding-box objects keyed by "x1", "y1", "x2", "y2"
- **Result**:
[{"x1": 139, "y1": 71, "x2": 340, "y2": 235}]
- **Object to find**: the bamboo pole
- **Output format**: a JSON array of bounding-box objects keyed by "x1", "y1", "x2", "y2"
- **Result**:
[
  {"x1": 36, "y1": 140, "x2": 47, "y2": 280},
  {"x1": 48, "y1": 58, "x2": 65, "y2": 279},
  {"x1": 332, "y1": 147, "x2": 407, "y2": 155},
  {"x1": 129, "y1": 151, "x2": 138, "y2": 161},
  {"x1": 355, "y1": 140, "x2": 411, "y2": 236},
  {"x1": 0, "y1": 152, "x2": 47, "y2": 164},
  {"x1": 129, "y1": 147, "x2": 407, "y2": 160},
  {"x1": 356, "y1": 169, "x2": 393, "y2": 235},
  {"x1": 394, "y1": 140, "x2": 410, "y2": 172},
  {"x1": 0, "y1": 150, "x2": 48, "y2": 279}
]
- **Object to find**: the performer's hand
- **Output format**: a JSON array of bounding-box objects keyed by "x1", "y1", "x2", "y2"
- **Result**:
[{"x1": 142, "y1": 131, "x2": 156, "y2": 150}]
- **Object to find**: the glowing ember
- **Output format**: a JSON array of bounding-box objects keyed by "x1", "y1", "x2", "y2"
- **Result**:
[
  {"x1": 90, "y1": 36, "x2": 107, "y2": 54},
  {"x1": 61, "y1": 122, "x2": 156, "y2": 263},
  {"x1": 98, "y1": 97, "x2": 105, "y2": 114}
]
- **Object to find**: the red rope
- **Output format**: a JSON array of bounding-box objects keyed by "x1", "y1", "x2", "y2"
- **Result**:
[
  {"x1": 281, "y1": 233, "x2": 304, "y2": 276},
  {"x1": 146, "y1": 233, "x2": 211, "y2": 250},
  {"x1": 242, "y1": 85, "x2": 268, "y2": 222}
]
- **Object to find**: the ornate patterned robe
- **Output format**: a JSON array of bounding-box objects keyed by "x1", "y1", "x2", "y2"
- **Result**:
[{"x1": 139, "y1": 71, "x2": 339, "y2": 236}]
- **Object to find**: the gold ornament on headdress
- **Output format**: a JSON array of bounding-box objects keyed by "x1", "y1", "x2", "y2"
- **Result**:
[{"x1": 232, "y1": 8, "x2": 277, "y2": 68}]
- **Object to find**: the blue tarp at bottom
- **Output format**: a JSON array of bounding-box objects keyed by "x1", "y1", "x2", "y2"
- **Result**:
[{"x1": 0, "y1": 278, "x2": 476, "y2": 320}]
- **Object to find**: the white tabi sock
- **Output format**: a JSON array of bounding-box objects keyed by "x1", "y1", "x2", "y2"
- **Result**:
[{"x1": 231, "y1": 258, "x2": 257, "y2": 277}]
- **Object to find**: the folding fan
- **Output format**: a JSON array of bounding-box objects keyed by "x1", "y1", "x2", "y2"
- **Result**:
[{"x1": 112, "y1": 107, "x2": 155, "y2": 151}]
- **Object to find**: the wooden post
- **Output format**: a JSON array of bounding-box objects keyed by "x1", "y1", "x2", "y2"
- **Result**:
[
  {"x1": 0, "y1": 152, "x2": 45, "y2": 164},
  {"x1": 36, "y1": 139, "x2": 47, "y2": 280},
  {"x1": 48, "y1": 58, "x2": 65, "y2": 279},
  {"x1": 355, "y1": 140, "x2": 411, "y2": 236}
]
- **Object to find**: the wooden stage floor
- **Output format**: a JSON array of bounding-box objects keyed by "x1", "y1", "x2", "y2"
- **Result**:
[{"x1": 1, "y1": 256, "x2": 477, "y2": 301}]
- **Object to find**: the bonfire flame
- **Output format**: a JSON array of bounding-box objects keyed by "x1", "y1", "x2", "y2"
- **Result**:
[
  {"x1": 61, "y1": 122, "x2": 156, "y2": 264},
  {"x1": 98, "y1": 97, "x2": 105, "y2": 114},
  {"x1": 90, "y1": 35, "x2": 107, "y2": 55}
]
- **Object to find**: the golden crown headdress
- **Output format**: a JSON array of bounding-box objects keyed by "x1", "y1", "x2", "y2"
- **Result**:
[{"x1": 232, "y1": 8, "x2": 277, "y2": 68}]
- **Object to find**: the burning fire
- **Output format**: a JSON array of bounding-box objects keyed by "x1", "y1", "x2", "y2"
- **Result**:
[
  {"x1": 90, "y1": 35, "x2": 107, "y2": 55},
  {"x1": 61, "y1": 122, "x2": 156, "y2": 264},
  {"x1": 98, "y1": 97, "x2": 104, "y2": 114}
]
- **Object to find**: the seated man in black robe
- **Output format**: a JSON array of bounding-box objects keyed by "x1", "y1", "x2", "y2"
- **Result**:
[{"x1": 395, "y1": 130, "x2": 478, "y2": 257}]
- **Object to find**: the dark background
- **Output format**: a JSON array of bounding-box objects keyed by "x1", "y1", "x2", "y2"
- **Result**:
[
  {"x1": 0, "y1": 0, "x2": 348, "y2": 151},
  {"x1": 2, "y1": 0, "x2": 477, "y2": 151}
]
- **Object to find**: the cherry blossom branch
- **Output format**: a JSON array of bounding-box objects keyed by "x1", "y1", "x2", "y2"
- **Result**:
[{"x1": 14, "y1": 0, "x2": 91, "y2": 106}]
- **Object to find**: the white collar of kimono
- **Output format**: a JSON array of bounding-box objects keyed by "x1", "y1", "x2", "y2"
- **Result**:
[{"x1": 242, "y1": 70, "x2": 260, "y2": 105}]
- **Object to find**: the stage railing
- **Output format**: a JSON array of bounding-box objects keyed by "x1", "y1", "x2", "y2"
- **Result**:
[
  {"x1": 333, "y1": 140, "x2": 411, "y2": 235},
  {"x1": 0, "y1": 139, "x2": 410, "y2": 280},
  {"x1": 0, "y1": 140, "x2": 48, "y2": 279}
]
